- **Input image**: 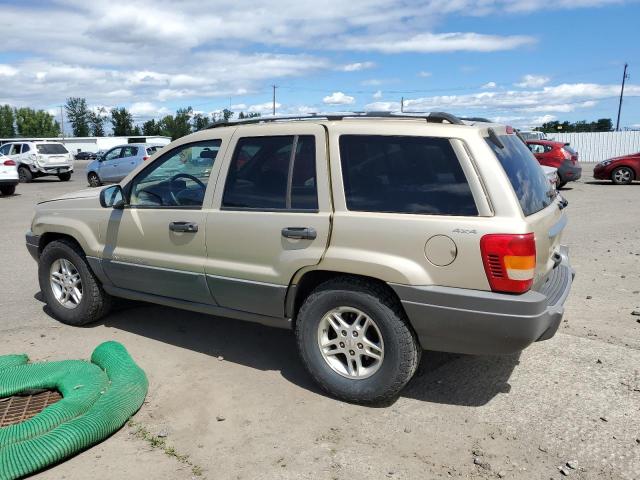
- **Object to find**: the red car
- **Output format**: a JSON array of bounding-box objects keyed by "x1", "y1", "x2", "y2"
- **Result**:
[
  {"x1": 593, "y1": 152, "x2": 639, "y2": 185},
  {"x1": 526, "y1": 140, "x2": 582, "y2": 188}
]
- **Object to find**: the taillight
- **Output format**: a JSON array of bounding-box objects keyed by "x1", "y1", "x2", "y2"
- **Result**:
[
  {"x1": 142, "y1": 156, "x2": 150, "y2": 161},
  {"x1": 3, "y1": 159, "x2": 16, "y2": 166},
  {"x1": 480, "y1": 233, "x2": 536, "y2": 294}
]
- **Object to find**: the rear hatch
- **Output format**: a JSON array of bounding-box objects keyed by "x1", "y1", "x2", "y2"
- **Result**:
[
  {"x1": 486, "y1": 133, "x2": 566, "y2": 287},
  {"x1": 35, "y1": 143, "x2": 72, "y2": 165}
]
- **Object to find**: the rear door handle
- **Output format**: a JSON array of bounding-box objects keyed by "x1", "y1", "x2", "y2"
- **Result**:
[
  {"x1": 281, "y1": 227, "x2": 316, "y2": 240},
  {"x1": 169, "y1": 221, "x2": 198, "y2": 233}
]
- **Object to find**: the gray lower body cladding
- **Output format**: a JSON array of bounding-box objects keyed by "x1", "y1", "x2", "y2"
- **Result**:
[{"x1": 390, "y1": 247, "x2": 574, "y2": 355}]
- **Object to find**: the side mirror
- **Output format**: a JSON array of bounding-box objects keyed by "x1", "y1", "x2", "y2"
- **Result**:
[{"x1": 100, "y1": 185, "x2": 125, "y2": 209}]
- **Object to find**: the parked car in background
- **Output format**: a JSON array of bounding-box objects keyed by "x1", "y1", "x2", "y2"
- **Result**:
[
  {"x1": 86, "y1": 143, "x2": 163, "y2": 187},
  {"x1": 26, "y1": 113, "x2": 573, "y2": 404},
  {"x1": 593, "y1": 152, "x2": 639, "y2": 185},
  {"x1": 518, "y1": 130, "x2": 548, "y2": 141},
  {"x1": 526, "y1": 140, "x2": 581, "y2": 188},
  {"x1": 541, "y1": 165, "x2": 559, "y2": 190},
  {"x1": 0, "y1": 153, "x2": 19, "y2": 195},
  {"x1": 0, "y1": 141, "x2": 74, "y2": 183},
  {"x1": 75, "y1": 151, "x2": 97, "y2": 161}
]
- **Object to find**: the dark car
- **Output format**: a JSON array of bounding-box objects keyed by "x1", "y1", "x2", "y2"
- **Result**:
[
  {"x1": 526, "y1": 140, "x2": 582, "y2": 188},
  {"x1": 75, "y1": 151, "x2": 97, "y2": 160},
  {"x1": 593, "y1": 152, "x2": 639, "y2": 185}
]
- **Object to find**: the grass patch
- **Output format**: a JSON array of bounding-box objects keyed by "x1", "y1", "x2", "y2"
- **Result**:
[{"x1": 128, "y1": 420, "x2": 205, "y2": 477}]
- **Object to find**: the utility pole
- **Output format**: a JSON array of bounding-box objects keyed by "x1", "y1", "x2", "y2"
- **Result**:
[
  {"x1": 272, "y1": 85, "x2": 277, "y2": 116},
  {"x1": 59, "y1": 106, "x2": 65, "y2": 139},
  {"x1": 401, "y1": 97, "x2": 404, "y2": 113},
  {"x1": 616, "y1": 63, "x2": 629, "y2": 131}
]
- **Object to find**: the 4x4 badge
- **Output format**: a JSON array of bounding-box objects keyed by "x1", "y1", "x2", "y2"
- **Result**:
[{"x1": 452, "y1": 228, "x2": 477, "y2": 234}]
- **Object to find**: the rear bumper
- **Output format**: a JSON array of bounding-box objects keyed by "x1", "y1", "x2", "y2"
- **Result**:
[
  {"x1": 390, "y1": 246, "x2": 574, "y2": 355},
  {"x1": 0, "y1": 178, "x2": 19, "y2": 186},
  {"x1": 25, "y1": 232, "x2": 40, "y2": 261},
  {"x1": 29, "y1": 164, "x2": 74, "y2": 175},
  {"x1": 558, "y1": 161, "x2": 582, "y2": 182}
]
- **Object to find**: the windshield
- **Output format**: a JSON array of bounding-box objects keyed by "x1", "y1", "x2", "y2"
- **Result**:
[
  {"x1": 36, "y1": 143, "x2": 69, "y2": 154},
  {"x1": 487, "y1": 135, "x2": 554, "y2": 216}
]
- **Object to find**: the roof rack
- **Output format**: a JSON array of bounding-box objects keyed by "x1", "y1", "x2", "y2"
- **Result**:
[{"x1": 206, "y1": 111, "x2": 464, "y2": 129}]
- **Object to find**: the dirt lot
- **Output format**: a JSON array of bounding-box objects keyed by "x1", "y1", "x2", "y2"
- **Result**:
[{"x1": 1, "y1": 165, "x2": 639, "y2": 480}]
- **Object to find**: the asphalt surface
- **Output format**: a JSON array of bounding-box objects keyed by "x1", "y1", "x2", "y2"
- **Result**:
[{"x1": 1, "y1": 163, "x2": 639, "y2": 480}]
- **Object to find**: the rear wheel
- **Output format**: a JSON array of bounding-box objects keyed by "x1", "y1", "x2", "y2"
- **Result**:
[
  {"x1": 87, "y1": 172, "x2": 102, "y2": 187},
  {"x1": 0, "y1": 185, "x2": 16, "y2": 195},
  {"x1": 18, "y1": 167, "x2": 33, "y2": 183},
  {"x1": 612, "y1": 166, "x2": 633, "y2": 185},
  {"x1": 295, "y1": 277, "x2": 421, "y2": 404},
  {"x1": 58, "y1": 172, "x2": 71, "y2": 182},
  {"x1": 38, "y1": 239, "x2": 112, "y2": 326}
]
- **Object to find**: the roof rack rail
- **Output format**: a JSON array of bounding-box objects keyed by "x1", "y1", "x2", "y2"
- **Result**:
[{"x1": 205, "y1": 111, "x2": 464, "y2": 129}]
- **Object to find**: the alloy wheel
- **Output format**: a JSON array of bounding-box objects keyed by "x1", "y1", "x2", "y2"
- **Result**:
[
  {"x1": 49, "y1": 258, "x2": 83, "y2": 309},
  {"x1": 317, "y1": 306, "x2": 384, "y2": 379}
]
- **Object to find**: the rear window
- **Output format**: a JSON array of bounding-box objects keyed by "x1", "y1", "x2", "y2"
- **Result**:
[
  {"x1": 36, "y1": 143, "x2": 68, "y2": 154},
  {"x1": 487, "y1": 135, "x2": 553, "y2": 216},
  {"x1": 339, "y1": 135, "x2": 477, "y2": 216}
]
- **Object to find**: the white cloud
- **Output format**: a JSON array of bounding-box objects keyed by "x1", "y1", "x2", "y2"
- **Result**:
[
  {"x1": 417, "y1": 71, "x2": 432, "y2": 78},
  {"x1": 247, "y1": 102, "x2": 281, "y2": 114},
  {"x1": 335, "y1": 32, "x2": 535, "y2": 53},
  {"x1": 482, "y1": 82, "x2": 497, "y2": 89},
  {"x1": 532, "y1": 115, "x2": 557, "y2": 125},
  {"x1": 515, "y1": 74, "x2": 550, "y2": 88},
  {"x1": 373, "y1": 90, "x2": 383, "y2": 99},
  {"x1": 323, "y1": 92, "x2": 355, "y2": 105},
  {"x1": 0, "y1": 65, "x2": 18, "y2": 77},
  {"x1": 364, "y1": 82, "x2": 640, "y2": 126},
  {"x1": 129, "y1": 102, "x2": 169, "y2": 118},
  {"x1": 339, "y1": 61, "x2": 375, "y2": 72}
]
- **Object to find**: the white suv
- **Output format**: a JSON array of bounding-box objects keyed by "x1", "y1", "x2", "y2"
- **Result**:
[
  {"x1": 0, "y1": 141, "x2": 74, "y2": 182},
  {"x1": 0, "y1": 153, "x2": 19, "y2": 195}
]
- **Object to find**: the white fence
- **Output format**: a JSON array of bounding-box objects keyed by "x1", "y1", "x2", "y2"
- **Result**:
[{"x1": 546, "y1": 131, "x2": 640, "y2": 163}]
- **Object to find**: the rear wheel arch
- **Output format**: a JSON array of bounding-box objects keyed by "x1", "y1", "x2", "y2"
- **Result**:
[{"x1": 286, "y1": 270, "x2": 406, "y2": 327}]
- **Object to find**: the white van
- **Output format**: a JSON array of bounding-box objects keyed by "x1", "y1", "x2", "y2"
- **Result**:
[{"x1": 0, "y1": 141, "x2": 74, "y2": 182}]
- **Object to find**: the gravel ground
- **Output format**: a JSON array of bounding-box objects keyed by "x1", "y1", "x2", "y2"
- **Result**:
[{"x1": 1, "y1": 165, "x2": 638, "y2": 480}]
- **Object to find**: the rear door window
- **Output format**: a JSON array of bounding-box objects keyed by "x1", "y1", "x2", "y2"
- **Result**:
[
  {"x1": 487, "y1": 135, "x2": 553, "y2": 216},
  {"x1": 9, "y1": 144, "x2": 21, "y2": 156},
  {"x1": 339, "y1": 135, "x2": 477, "y2": 216},
  {"x1": 21, "y1": 144, "x2": 31, "y2": 153},
  {"x1": 121, "y1": 146, "x2": 138, "y2": 157}
]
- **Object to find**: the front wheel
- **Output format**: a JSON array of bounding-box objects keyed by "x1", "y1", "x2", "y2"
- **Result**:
[
  {"x1": 38, "y1": 239, "x2": 112, "y2": 326},
  {"x1": 58, "y1": 172, "x2": 71, "y2": 182},
  {"x1": 612, "y1": 166, "x2": 634, "y2": 185},
  {"x1": 295, "y1": 278, "x2": 421, "y2": 404}
]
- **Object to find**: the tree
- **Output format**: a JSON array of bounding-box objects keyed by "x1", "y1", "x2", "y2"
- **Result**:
[
  {"x1": 64, "y1": 97, "x2": 90, "y2": 137},
  {"x1": 158, "y1": 107, "x2": 193, "y2": 140},
  {"x1": 110, "y1": 107, "x2": 134, "y2": 136},
  {"x1": 238, "y1": 111, "x2": 260, "y2": 120},
  {"x1": 0, "y1": 105, "x2": 16, "y2": 137},
  {"x1": 15, "y1": 108, "x2": 60, "y2": 137},
  {"x1": 192, "y1": 113, "x2": 212, "y2": 131},
  {"x1": 88, "y1": 107, "x2": 107, "y2": 136},
  {"x1": 142, "y1": 119, "x2": 161, "y2": 136},
  {"x1": 536, "y1": 118, "x2": 613, "y2": 133}
]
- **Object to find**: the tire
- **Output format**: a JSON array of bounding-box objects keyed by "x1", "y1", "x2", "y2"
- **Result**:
[
  {"x1": 87, "y1": 172, "x2": 102, "y2": 187},
  {"x1": 58, "y1": 172, "x2": 71, "y2": 182},
  {"x1": 18, "y1": 166, "x2": 33, "y2": 183},
  {"x1": 295, "y1": 277, "x2": 421, "y2": 404},
  {"x1": 0, "y1": 185, "x2": 16, "y2": 195},
  {"x1": 611, "y1": 166, "x2": 634, "y2": 185},
  {"x1": 557, "y1": 181, "x2": 567, "y2": 189},
  {"x1": 38, "y1": 239, "x2": 112, "y2": 326}
]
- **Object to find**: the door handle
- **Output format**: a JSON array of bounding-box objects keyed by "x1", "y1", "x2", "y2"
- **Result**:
[
  {"x1": 281, "y1": 227, "x2": 316, "y2": 240},
  {"x1": 169, "y1": 221, "x2": 199, "y2": 233}
]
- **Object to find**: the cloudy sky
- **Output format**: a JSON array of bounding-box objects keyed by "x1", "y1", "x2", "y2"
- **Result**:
[{"x1": 0, "y1": 0, "x2": 638, "y2": 129}]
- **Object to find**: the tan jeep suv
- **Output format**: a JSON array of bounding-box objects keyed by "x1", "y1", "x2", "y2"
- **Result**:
[{"x1": 26, "y1": 113, "x2": 574, "y2": 403}]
